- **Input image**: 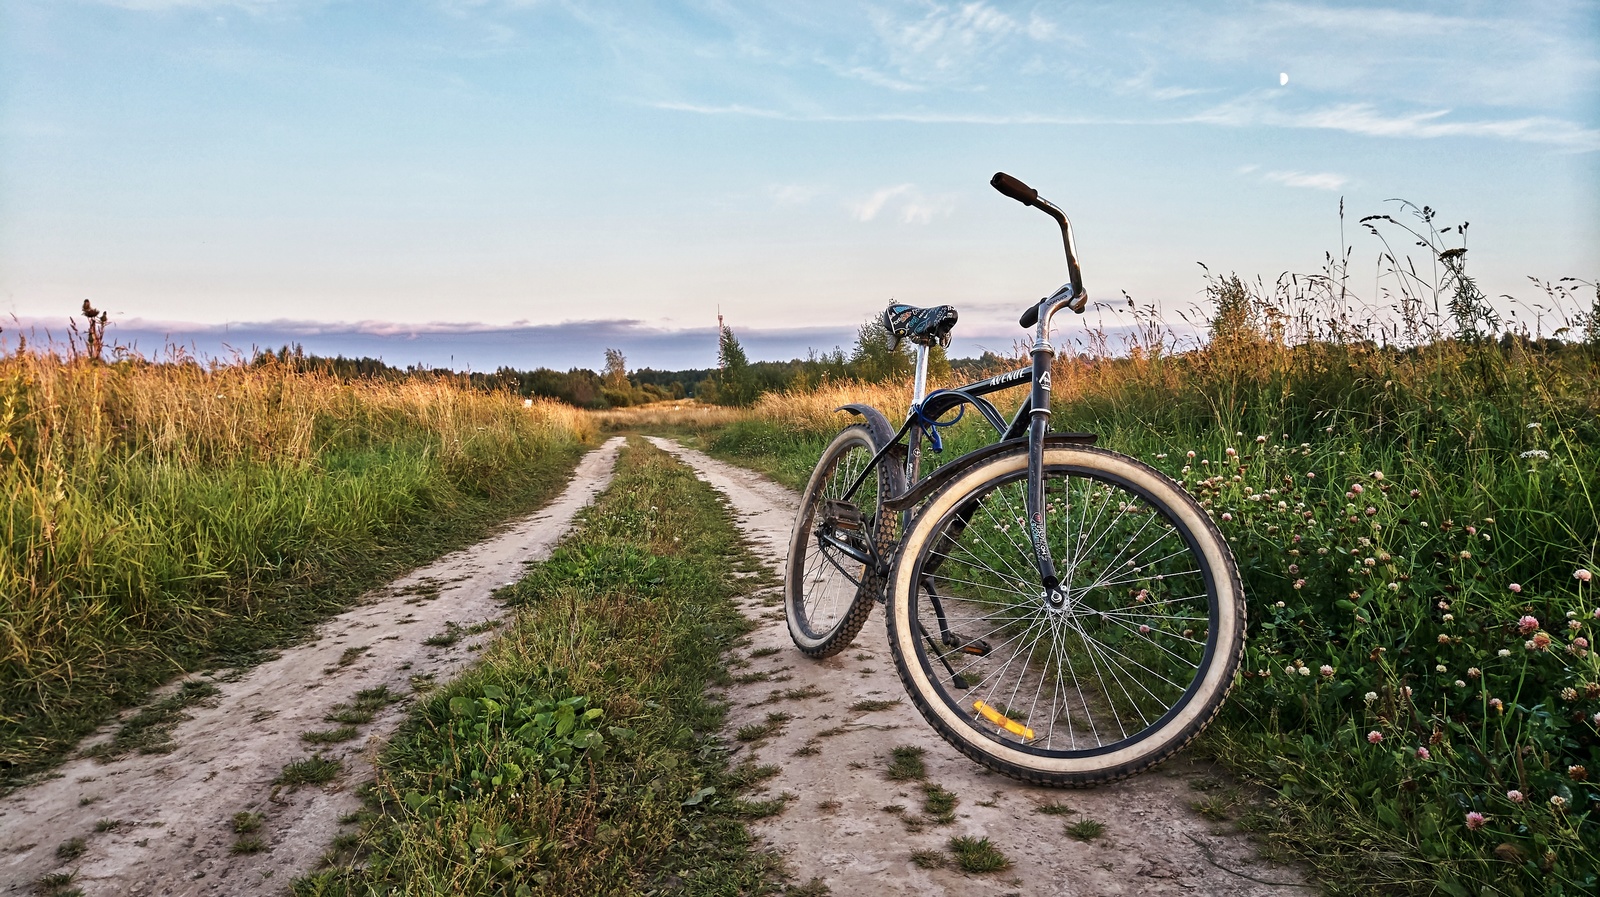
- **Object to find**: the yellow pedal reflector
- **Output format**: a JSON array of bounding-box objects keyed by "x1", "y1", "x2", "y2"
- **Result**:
[{"x1": 973, "y1": 700, "x2": 1034, "y2": 740}]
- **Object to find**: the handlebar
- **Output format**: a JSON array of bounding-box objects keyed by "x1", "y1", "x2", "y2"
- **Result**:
[{"x1": 990, "y1": 172, "x2": 1088, "y2": 327}]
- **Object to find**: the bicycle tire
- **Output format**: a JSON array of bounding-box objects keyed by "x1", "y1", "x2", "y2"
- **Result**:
[
  {"x1": 785, "y1": 425, "x2": 903, "y2": 657},
  {"x1": 885, "y1": 443, "x2": 1245, "y2": 786}
]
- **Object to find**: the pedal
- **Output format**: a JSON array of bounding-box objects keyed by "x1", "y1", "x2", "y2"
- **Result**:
[{"x1": 823, "y1": 499, "x2": 864, "y2": 531}]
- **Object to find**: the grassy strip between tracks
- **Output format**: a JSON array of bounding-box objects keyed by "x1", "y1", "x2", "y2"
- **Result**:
[{"x1": 294, "y1": 438, "x2": 787, "y2": 897}]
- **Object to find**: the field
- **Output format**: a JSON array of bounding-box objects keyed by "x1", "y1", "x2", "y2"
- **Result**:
[
  {"x1": 702, "y1": 300, "x2": 1600, "y2": 895},
  {"x1": 0, "y1": 347, "x2": 593, "y2": 784}
]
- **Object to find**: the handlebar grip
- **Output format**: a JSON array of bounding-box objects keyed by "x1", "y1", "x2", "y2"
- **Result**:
[
  {"x1": 991, "y1": 172, "x2": 1038, "y2": 206},
  {"x1": 1019, "y1": 304, "x2": 1039, "y2": 328}
]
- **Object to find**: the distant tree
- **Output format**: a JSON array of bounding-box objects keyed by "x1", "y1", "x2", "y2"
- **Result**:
[
  {"x1": 1207, "y1": 273, "x2": 1262, "y2": 350},
  {"x1": 603, "y1": 348, "x2": 628, "y2": 391},
  {"x1": 715, "y1": 325, "x2": 757, "y2": 405}
]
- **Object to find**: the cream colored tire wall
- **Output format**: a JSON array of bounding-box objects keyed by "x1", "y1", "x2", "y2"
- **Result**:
[{"x1": 885, "y1": 443, "x2": 1245, "y2": 786}]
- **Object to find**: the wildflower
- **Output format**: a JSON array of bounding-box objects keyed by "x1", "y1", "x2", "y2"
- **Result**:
[
  {"x1": 1351, "y1": 483, "x2": 1364, "y2": 495},
  {"x1": 1288, "y1": 564, "x2": 1300, "y2": 574},
  {"x1": 1367, "y1": 731, "x2": 1383, "y2": 744},
  {"x1": 1443, "y1": 614, "x2": 1454, "y2": 622},
  {"x1": 1306, "y1": 472, "x2": 1315, "y2": 479},
  {"x1": 1530, "y1": 632, "x2": 1552, "y2": 651},
  {"x1": 1550, "y1": 795, "x2": 1567, "y2": 811},
  {"x1": 1256, "y1": 435, "x2": 1267, "y2": 444},
  {"x1": 1465, "y1": 811, "x2": 1486, "y2": 830},
  {"x1": 1561, "y1": 687, "x2": 1578, "y2": 702},
  {"x1": 1372, "y1": 471, "x2": 1384, "y2": 481},
  {"x1": 1284, "y1": 665, "x2": 1297, "y2": 677},
  {"x1": 1364, "y1": 557, "x2": 1376, "y2": 567},
  {"x1": 1155, "y1": 453, "x2": 1168, "y2": 459},
  {"x1": 1293, "y1": 579, "x2": 1306, "y2": 590},
  {"x1": 1317, "y1": 547, "x2": 1328, "y2": 555},
  {"x1": 1459, "y1": 550, "x2": 1471, "y2": 559},
  {"x1": 1570, "y1": 765, "x2": 1588, "y2": 782},
  {"x1": 1489, "y1": 698, "x2": 1504, "y2": 712},
  {"x1": 1139, "y1": 624, "x2": 1151, "y2": 634},
  {"x1": 1519, "y1": 449, "x2": 1550, "y2": 460},
  {"x1": 1576, "y1": 569, "x2": 1593, "y2": 583},
  {"x1": 1507, "y1": 790, "x2": 1525, "y2": 804},
  {"x1": 1593, "y1": 712, "x2": 1600, "y2": 726},
  {"x1": 1409, "y1": 489, "x2": 1420, "y2": 498},
  {"x1": 1508, "y1": 583, "x2": 1522, "y2": 594},
  {"x1": 1417, "y1": 747, "x2": 1431, "y2": 760},
  {"x1": 1467, "y1": 667, "x2": 1480, "y2": 679},
  {"x1": 1519, "y1": 615, "x2": 1541, "y2": 635},
  {"x1": 1436, "y1": 664, "x2": 1448, "y2": 673},
  {"x1": 1221, "y1": 512, "x2": 1233, "y2": 522},
  {"x1": 1571, "y1": 620, "x2": 1583, "y2": 631},
  {"x1": 1186, "y1": 450, "x2": 1196, "y2": 459},
  {"x1": 1498, "y1": 648, "x2": 1511, "y2": 657},
  {"x1": 1438, "y1": 634, "x2": 1451, "y2": 645},
  {"x1": 1455, "y1": 680, "x2": 1466, "y2": 688},
  {"x1": 1225, "y1": 447, "x2": 1237, "y2": 457},
  {"x1": 1298, "y1": 666, "x2": 1310, "y2": 677},
  {"x1": 1401, "y1": 686, "x2": 1413, "y2": 699},
  {"x1": 1364, "y1": 692, "x2": 1378, "y2": 704},
  {"x1": 1274, "y1": 600, "x2": 1285, "y2": 608},
  {"x1": 1320, "y1": 665, "x2": 1334, "y2": 678},
  {"x1": 1528, "y1": 422, "x2": 1542, "y2": 430},
  {"x1": 1367, "y1": 507, "x2": 1378, "y2": 517}
]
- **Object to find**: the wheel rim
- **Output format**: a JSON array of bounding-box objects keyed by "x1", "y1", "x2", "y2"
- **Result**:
[
  {"x1": 792, "y1": 436, "x2": 879, "y2": 641},
  {"x1": 907, "y1": 462, "x2": 1220, "y2": 758}
]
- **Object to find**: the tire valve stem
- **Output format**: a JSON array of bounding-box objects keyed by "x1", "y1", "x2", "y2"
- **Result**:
[{"x1": 974, "y1": 700, "x2": 1035, "y2": 740}]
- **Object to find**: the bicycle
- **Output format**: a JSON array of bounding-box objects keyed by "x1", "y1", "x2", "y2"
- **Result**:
[{"x1": 784, "y1": 172, "x2": 1246, "y2": 787}]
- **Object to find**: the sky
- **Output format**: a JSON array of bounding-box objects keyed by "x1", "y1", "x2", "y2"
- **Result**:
[{"x1": 2, "y1": 0, "x2": 1597, "y2": 371}]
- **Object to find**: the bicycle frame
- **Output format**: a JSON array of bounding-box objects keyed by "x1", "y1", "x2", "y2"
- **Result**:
[{"x1": 830, "y1": 172, "x2": 1092, "y2": 598}]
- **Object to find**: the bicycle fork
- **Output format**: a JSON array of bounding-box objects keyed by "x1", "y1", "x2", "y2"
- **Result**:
[{"x1": 1025, "y1": 335, "x2": 1062, "y2": 598}]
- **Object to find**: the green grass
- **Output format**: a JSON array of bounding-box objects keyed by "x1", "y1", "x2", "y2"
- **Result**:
[
  {"x1": 80, "y1": 680, "x2": 219, "y2": 761},
  {"x1": 920, "y1": 783, "x2": 957, "y2": 825},
  {"x1": 946, "y1": 835, "x2": 1009, "y2": 873},
  {"x1": 291, "y1": 439, "x2": 785, "y2": 896},
  {"x1": 886, "y1": 745, "x2": 927, "y2": 781},
  {"x1": 301, "y1": 726, "x2": 359, "y2": 745},
  {"x1": 275, "y1": 755, "x2": 342, "y2": 788},
  {"x1": 1, "y1": 352, "x2": 593, "y2": 789},
  {"x1": 1065, "y1": 819, "x2": 1106, "y2": 841}
]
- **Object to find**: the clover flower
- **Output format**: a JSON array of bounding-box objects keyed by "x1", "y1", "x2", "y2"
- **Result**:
[
  {"x1": 1320, "y1": 665, "x2": 1334, "y2": 678},
  {"x1": 1550, "y1": 796, "x2": 1567, "y2": 811},
  {"x1": 1465, "y1": 811, "x2": 1486, "y2": 830},
  {"x1": 1489, "y1": 698, "x2": 1504, "y2": 712},
  {"x1": 1367, "y1": 730, "x2": 1383, "y2": 744},
  {"x1": 1364, "y1": 691, "x2": 1378, "y2": 705},
  {"x1": 1519, "y1": 615, "x2": 1541, "y2": 635},
  {"x1": 1575, "y1": 568, "x2": 1592, "y2": 583},
  {"x1": 1507, "y1": 790, "x2": 1525, "y2": 804},
  {"x1": 1508, "y1": 583, "x2": 1522, "y2": 594},
  {"x1": 1416, "y1": 747, "x2": 1430, "y2": 760}
]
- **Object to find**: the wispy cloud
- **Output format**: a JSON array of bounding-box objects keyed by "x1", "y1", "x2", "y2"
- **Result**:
[
  {"x1": 1192, "y1": 97, "x2": 1600, "y2": 152},
  {"x1": 849, "y1": 184, "x2": 955, "y2": 224},
  {"x1": 1262, "y1": 169, "x2": 1348, "y2": 191},
  {"x1": 768, "y1": 184, "x2": 823, "y2": 206}
]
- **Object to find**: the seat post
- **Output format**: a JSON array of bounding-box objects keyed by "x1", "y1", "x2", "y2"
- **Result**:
[{"x1": 912, "y1": 343, "x2": 931, "y2": 407}]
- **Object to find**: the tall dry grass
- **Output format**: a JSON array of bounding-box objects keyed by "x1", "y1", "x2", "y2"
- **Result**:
[{"x1": 1, "y1": 348, "x2": 593, "y2": 779}]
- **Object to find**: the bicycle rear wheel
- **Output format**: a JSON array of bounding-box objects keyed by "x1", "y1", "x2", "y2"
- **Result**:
[
  {"x1": 785, "y1": 425, "x2": 902, "y2": 657},
  {"x1": 885, "y1": 443, "x2": 1244, "y2": 786}
]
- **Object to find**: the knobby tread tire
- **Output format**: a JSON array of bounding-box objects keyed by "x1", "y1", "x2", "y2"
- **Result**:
[
  {"x1": 884, "y1": 443, "x2": 1246, "y2": 787},
  {"x1": 785, "y1": 426, "x2": 904, "y2": 658}
]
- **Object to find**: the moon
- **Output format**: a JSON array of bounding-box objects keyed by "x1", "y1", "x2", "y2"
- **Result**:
[{"x1": 1279, "y1": 72, "x2": 1289, "y2": 86}]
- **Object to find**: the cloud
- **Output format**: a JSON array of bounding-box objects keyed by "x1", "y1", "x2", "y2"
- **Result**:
[
  {"x1": 848, "y1": 184, "x2": 955, "y2": 224},
  {"x1": 1191, "y1": 97, "x2": 1600, "y2": 152},
  {"x1": 768, "y1": 184, "x2": 824, "y2": 206},
  {"x1": 1262, "y1": 170, "x2": 1348, "y2": 191}
]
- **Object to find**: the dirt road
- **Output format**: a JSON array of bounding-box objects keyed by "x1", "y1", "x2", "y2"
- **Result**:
[
  {"x1": 649, "y1": 438, "x2": 1312, "y2": 897},
  {"x1": 0, "y1": 437, "x2": 624, "y2": 896}
]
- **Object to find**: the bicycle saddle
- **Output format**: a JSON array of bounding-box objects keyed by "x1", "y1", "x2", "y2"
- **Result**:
[{"x1": 882, "y1": 303, "x2": 958, "y2": 349}]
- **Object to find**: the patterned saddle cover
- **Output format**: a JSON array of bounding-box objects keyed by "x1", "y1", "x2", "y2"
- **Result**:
[{"x1": 882, "y1": 303, "x2": 958, "y2": 349}]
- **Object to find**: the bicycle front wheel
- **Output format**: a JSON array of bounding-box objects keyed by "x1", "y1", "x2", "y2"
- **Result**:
[
  {"x1": 785, "y1": 425, "x2": 902, "y2": 657},
  {"x1": 885, "y1": 443, "x2": 1244, "y2": 786}
]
